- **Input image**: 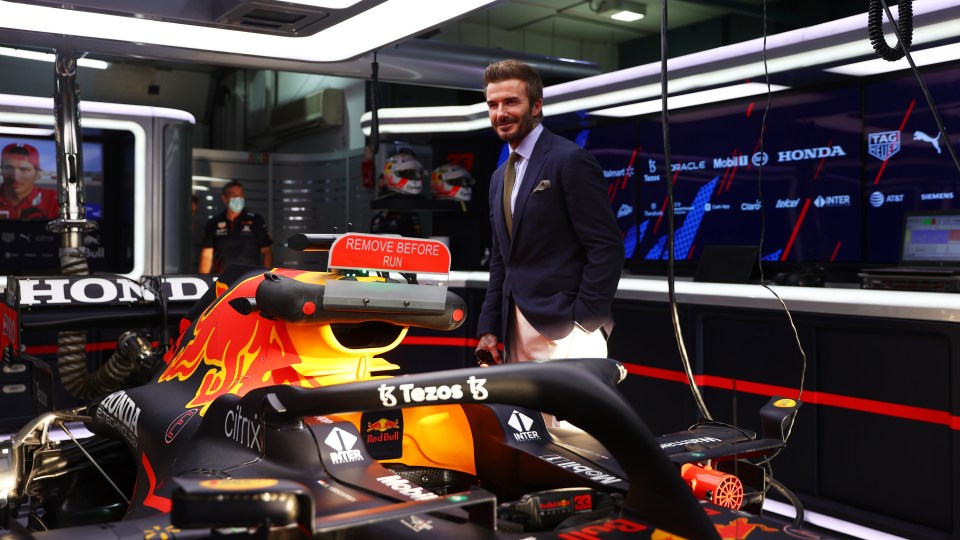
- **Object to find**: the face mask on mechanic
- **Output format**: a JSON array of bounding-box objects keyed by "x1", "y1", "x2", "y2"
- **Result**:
[{"x1": 228, "y1": 197, "x2": 245, "y2": 213}]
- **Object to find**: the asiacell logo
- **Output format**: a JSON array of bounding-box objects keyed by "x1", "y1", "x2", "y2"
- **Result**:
[
  {"x1": 96, "y1": 390, "x2": 141, "y2": 447},
  {"x1": 377, "y1": 376, "x2": 488, "y2": 407},
  {"x1": 868, "y1": 130, "x2": 900, "y2": 161},
  {"x1": 508, "y1": 410, "x2": 540, "y2": 442},
  {"x1": 325, "y1": 427, "x2": 364, "y2": 464}
]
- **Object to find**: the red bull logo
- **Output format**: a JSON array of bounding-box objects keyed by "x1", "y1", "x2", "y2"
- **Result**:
[
  {"x1": 367, "y1": 418, "x2": 400, "y2": 432},
  {"x1": 558, "y1": 518, "x2": 647, "y2": 539},
  {"x1": 715, "y1": 517, "x2": 778, "y2": 539},
  {"x1": 159, "y1": 269, "x2": 401, "y2": 415},
  {"x1": 366, "y1": 417, "x2": 401, "y2": 444}
]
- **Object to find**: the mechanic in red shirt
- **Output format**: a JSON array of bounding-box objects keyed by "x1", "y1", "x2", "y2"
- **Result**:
[{"x1": 0, "y1": 143, "x2": 58, "y2": 220}]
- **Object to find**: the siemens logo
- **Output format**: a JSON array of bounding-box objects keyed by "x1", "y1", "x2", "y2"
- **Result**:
[{"x1": 921, "y1": 192, "x2": 954, "y2": 200}]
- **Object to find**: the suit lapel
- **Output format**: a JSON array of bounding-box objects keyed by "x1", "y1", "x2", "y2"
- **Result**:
[{"x1": 511, "y1": 130, "x2": 551, "y2": 246}]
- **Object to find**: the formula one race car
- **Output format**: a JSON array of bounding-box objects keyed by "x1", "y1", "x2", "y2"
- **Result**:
[{"x1": 0, "y1": 233, "x2": 825, "y2": 539}]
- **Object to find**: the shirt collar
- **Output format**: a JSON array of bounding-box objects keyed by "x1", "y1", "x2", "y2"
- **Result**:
[{"x1": 513, "y1": 123, "x2": 543, "y2": 162}]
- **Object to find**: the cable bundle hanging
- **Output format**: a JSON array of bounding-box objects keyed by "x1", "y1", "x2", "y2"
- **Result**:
[{"x1": 868, "y1": 0, "x2": 913, "y2": 61}]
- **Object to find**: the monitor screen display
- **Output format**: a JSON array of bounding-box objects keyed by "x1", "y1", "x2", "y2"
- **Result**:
[
  {"x1": 631, "y1": 87, "x2": 863, "y2": 267},
  {"x1": 575, "y1": 124, "x2": 640, "y2": 259},
  {"x1": 0, "y1": 128, "x2": 135, "y2": 275}
]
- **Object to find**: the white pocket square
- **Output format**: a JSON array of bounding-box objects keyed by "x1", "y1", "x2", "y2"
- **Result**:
[{"x1": 533, "y1": 179, "x2": 551, "y2": 192}]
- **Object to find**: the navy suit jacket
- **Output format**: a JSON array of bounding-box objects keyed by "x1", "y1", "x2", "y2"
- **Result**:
[{"x1": 477, "y1": 127, "x2": 624, "y2": 343}]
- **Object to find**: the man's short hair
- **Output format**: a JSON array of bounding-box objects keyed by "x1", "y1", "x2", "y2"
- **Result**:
[
  {"x1": 221, "y1": 180, "x2": 243, "y2": 195},
  {"x1": 1, "y1": 143, "x2": 41, "y2": 170},
  {"x1": 483, "y1": 59, "x2": 544, "y2": 121}
]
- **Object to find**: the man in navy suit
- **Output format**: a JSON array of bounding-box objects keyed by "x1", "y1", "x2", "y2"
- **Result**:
[{"x1": 475, "y1": 60, "x2": 624, "y2": 366}]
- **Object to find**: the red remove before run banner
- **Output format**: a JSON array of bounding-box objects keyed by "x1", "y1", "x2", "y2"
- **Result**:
[{"x1": 329, "y1": 233, "x2": 451, "y2": 274}]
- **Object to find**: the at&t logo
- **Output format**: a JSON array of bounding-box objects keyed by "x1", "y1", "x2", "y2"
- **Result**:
[{"x1": 869, "y1": 191, "x2": 905, "y2": 208}]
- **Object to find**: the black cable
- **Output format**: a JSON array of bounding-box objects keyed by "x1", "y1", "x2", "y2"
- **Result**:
[
  {"x1": 752, "y1": 0, "x2": 808, "y2": 415},
  {"x1": 876, "y1": 0, "x2": 960, "y2": 178},
  {"x1": 369, "y1": 51, "x2": 380, "y2": 156},
  {"x1": 659, "y1": 0, "x2": 712, "y2": 422},
  {"x1": 868, "y1": 0, "x2": 912, "y2": 61}
]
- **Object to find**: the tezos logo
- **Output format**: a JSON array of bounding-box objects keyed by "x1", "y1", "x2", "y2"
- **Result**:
[
  {"x1": 377, "y1": 376, "x2": 488, "y2": 407},
  {"x1": 325, "y1": 427, "x2": 364, "y2": 464},
  {"x1": 751, "y1": 151, "x2": 769, "y2": 166},
  {"x1": 508, "y1": 410, "x2": 540, "y2": 442}
]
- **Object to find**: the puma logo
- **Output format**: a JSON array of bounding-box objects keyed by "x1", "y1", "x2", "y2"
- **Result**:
[{"x1": 913, "y1": 130, "x2": 942, "y2": 154}]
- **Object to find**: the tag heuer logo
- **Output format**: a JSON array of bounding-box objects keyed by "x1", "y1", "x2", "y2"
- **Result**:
[{"x1": 868, "y1": 130, "x2": 900, "y2": 161}]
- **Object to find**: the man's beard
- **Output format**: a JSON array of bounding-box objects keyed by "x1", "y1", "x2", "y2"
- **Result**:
[{"x1": 496, "y1": 113, "x2": 535, "y2": 144}]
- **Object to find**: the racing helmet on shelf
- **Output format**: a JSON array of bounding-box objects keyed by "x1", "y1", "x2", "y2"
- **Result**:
[
  {"x1": 430, "y1": 163, "x2": 475, "y2": 202},
  {"x1": 378, "y1": 152, "x2": 424, "y2": 197}
]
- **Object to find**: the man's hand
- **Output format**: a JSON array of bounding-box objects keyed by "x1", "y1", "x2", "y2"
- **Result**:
[{"x1": 475, "y1": 333, "x2": 503, "y2": 367}]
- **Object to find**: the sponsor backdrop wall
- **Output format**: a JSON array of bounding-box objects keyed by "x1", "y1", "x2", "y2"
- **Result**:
[{"x1": 563, "y1": 65, "x2": 960, "y2": 274}]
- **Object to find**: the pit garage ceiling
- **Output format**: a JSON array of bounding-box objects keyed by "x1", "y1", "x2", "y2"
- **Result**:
[{"x1": 0, "y1": 0, "x2": 866, "y2": 90}]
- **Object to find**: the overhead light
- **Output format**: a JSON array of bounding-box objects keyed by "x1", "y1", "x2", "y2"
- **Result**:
[
  {"x1": 824, "y1": 41, "x2": 960, "y2": 76},
  {"x1": 0, "y1": 126, "x2": 56, "y2": 137},
  {"x1": 280, "y1": 0, "x2": 364, "y2": 7},
  {"x1": 0, "y1": 46, "x2": 109, "y2": 69},
  {"x1": 0, "y1": 0, "x2": 498, "y2": 63},
  {"x1": 590, "y1": 83, "x2": 790, "y2": 118},
  {"x1": 360, "y1": 1, "x2": 960, "y2": 134},
  {"x1": 192, "y1": 176, "x2": 233, "y2": 184},
  {"x1": 0, "y1": 94, "x2": 196, "y2": 124},
  {"x1": 592, "y1": 0, "x2": 646, "y2": 22}
]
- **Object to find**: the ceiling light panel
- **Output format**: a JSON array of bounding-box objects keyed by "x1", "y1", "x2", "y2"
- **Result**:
[{"x1": 0, "y1": 0, "x2": 497, "y2": 61}]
